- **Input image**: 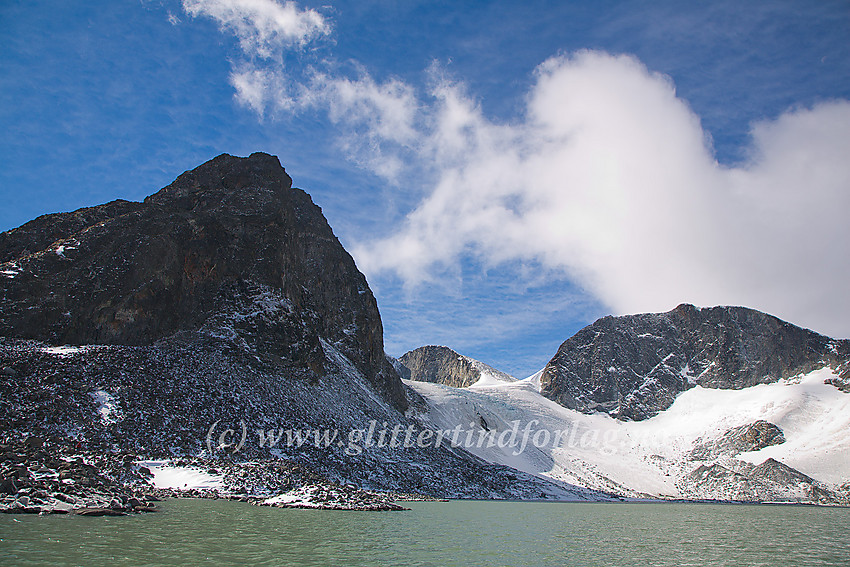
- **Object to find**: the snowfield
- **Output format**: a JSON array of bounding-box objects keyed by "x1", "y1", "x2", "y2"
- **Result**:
[
  {"x1": 407, "y1": 366, "x2": 850, "y2": 499},
  {"x1": 139, "y1": 460, "x2": 224, "y2": 490}
]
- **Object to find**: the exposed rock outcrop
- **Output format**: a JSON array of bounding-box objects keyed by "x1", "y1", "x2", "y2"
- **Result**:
[
  {"x1": 681, "y1": 458, "x2": 840, "y2": 504},
  {"x1": 689, "y1": 420, "x2": 786, "y2": 461},
  {"x1": 0, "y1": 437, "x2": 158, "y2": 515}
]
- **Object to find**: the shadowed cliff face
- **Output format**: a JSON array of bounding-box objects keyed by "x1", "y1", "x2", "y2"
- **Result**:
[
  {"x1": 540, "y1": 303, "x2": 850, "y2": 421},
  {"x1": 0, "y1": 152, "x2": 406, "y2": 411}
]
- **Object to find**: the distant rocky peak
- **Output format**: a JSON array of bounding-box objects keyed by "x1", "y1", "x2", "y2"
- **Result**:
[
  {"x1": 399, "y1": 345, "x2": 515, "y2": 388},
  {"x1": 539, "y1": 303, "x2": 850, "y2": 421}
]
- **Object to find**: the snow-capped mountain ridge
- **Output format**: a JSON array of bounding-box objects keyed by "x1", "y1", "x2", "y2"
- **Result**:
[
  {"x1": 403, "y1": 305, "x2": 850, "y2": 503},
  {"x1": 539, "y1": 303, "x2": 850, "y2": 420}
]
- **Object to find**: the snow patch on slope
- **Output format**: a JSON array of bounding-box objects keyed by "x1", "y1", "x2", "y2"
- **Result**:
[
  {"x1": 465, "y1": 356, "x2": 516, "y2": 387},
  {"x1": 139, "y1": 460, "x2": 223, "y2": 490},
  {"x1": 1, "y1": 263, "x2": 21, "y2": 278},
  {"x1": 262, "y1": 486, "x2": 326, "y2": 507},
  {"x1": 42, "y1": 345, "x2": 90, "y2": 357}
]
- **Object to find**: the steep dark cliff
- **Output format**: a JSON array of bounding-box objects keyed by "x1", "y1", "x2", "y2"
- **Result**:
[{"x1": 0, "y1": 152, "x2": 405, "y2": 410}]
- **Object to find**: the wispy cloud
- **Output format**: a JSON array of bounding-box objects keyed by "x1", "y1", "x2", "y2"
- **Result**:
[
  {"x1": 182, "y1": 0, "x2": 330, "y2": 58},
  {"x1": 302, "y1": 69, "x2": 420, "y2": 181},
  {"x1": 229, "y1": 62, "x2": 292, "y2": 114}
]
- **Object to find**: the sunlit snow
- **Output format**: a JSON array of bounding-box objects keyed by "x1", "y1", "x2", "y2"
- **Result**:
[
  {"x1": 139, "y1": 460, "x2": 224, "y2": 490},
  {"x1": 409, "y1": 366, "x2": 850, "y2": 497}
]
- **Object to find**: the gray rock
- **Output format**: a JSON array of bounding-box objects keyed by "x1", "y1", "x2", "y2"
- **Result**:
[
  {"x1": 51, "y1": 500, "x2": 74, "y2": 513},
  {"x1": 75, "y1": 507, "x2": 126, "y2": 516},
  {"x1": 399, "y1": 345, "x2": 514, "y2": 388},
  {"x1": 686, "y1": 463, "x2": 758, "y2": 501},
  {"x1": 689, "y1": 420, "x2": 785, "y2": 460},
  {"x1": 681, "y1": 458, "x2": 842, "y2": 504}
]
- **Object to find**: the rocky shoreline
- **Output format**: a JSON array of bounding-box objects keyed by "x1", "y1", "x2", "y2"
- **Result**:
[
  {"x1": 0, "y1": 438, "x2": 159, "y2": 515},
  {"x1": 0, "y1": 438, "x2": 417, "y2": 515}
]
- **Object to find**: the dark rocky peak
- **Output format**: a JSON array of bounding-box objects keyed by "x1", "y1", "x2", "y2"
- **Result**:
[
  {"x1": 144, "y1": 152, "x2": 293, "y2": 213},
  {"x1": 399, "y1": 345, "x2": 515, "y2": 388},
  {"x1": 665, "y1": 303, "x2": 837, "y2": 388},
  {"x1": 0, "y1": 153, "x2": 406, "y2": 410},
  {"x1": 540, "y1": 303, "x2": 849, "y2": 421}
]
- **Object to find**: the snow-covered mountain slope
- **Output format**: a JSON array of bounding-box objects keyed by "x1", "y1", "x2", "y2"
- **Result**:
[{"x1": 407, "y1": 366, "x2": 850, "y2": 503}]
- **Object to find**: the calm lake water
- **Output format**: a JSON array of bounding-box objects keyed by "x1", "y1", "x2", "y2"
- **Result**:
[{"x1": 1, "y1": 499, "x2": 848, "y2": 566}]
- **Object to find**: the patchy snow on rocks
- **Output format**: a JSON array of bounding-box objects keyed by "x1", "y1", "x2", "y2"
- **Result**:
[
  {"x1": 41, "y1": 345, "x2": 92, "y2": 357},
  {"x1": 259, "y1": 484, "x2": 407, "y2": 511},
  {"x1": 91, "y1": 390, "x2": 122, "y2": 425},
  {"x1": 1, "y1": 263, "x2": 21, "y2": 278}
]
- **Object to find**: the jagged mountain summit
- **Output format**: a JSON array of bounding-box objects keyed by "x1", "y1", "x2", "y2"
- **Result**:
[
  {"x1": 539, "y1": 303, "x2": 850, "y2": 420},
  {"x1": 0, "y1": 152, "x2": 404, "y2": 410},
  {"x1": 398, "y1": 345, "x2": 516, "y2": 388}
]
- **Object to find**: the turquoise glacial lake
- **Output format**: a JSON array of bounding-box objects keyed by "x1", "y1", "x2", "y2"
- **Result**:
[{"x1": 1, "y1": 499, "x2": 848, "y2": 566}]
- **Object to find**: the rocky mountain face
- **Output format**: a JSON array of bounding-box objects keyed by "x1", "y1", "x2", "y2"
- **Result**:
[
  {"x1": 0, "y1": 152, "x2": 404, "y2": 411},
  {"x1": 399, "y1": 345, "x2": 515, "y2": 388},
  {"x1": 1, "y1": 153, "x2": 587, "y2": 512},
  {"x1": 0, "y1": 335, "x2": 573, "y2": 507},
  {"x1": 539, "y1": 303, "x2": 850, "y2": 420}
]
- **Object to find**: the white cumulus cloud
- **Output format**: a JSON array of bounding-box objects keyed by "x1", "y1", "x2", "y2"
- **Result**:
[{"x1": 353, "y1": 52, "x2": 850, "y2": 338}]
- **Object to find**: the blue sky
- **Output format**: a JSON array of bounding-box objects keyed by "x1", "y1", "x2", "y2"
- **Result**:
[{"x1": 2, "y1": 1, "x2": 849, "y2": 377}]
